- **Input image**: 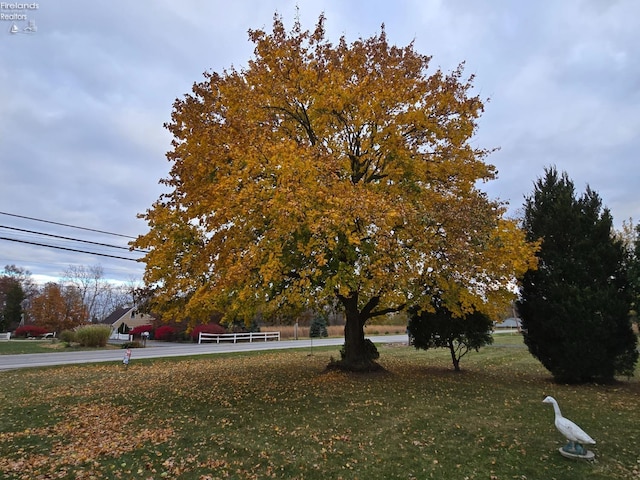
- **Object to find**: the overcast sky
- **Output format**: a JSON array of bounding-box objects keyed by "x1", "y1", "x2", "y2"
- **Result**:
[{"x1": 1, "y1": 0, "x2": 638, "y2": 283}]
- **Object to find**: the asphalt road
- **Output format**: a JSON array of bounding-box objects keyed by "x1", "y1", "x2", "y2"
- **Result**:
[{"x1": 0, "y1": 335, "x2": 410, "y2": 371}]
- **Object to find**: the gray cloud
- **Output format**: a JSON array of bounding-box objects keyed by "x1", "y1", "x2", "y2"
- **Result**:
[{"x1": 1, "y1": 0, "x2": 638, "y2": 282}]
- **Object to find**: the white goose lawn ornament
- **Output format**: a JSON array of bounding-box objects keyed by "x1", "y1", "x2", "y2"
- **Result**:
[{"x1": 542, "y1": 396, "x2": 595, "y2": 458}]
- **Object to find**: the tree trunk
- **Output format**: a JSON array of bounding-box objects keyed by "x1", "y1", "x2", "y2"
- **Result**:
[
  {"x1": 330, "y1": 292, "x2": 382, "y2": 372},
  {"x1": 449, "y1": 342, "x2": 461, "y2": 372},
  {"x1": 343, "y1": 308, "x2": 366, "y2": 364}
]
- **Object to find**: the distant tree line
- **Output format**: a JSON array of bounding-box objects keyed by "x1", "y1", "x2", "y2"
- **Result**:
[{"x1": 0, "y1": 264, "x2": 138, "y2": 334}]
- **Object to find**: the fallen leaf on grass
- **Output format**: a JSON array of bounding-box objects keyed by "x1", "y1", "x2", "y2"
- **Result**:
[{"x1": 0, "y1": 403, "x2": 173, "y2": 478}]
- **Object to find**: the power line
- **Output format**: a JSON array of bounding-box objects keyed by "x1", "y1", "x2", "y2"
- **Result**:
[
  {"x1": 0, "y1": 237, "x2": 142, "y2": 262},
  {"x1": 0, "y1": 211, "x2": 138, "y2": 239},
  {"x1": 0, "y1": 225, "x2": 149, "y2": 253}
]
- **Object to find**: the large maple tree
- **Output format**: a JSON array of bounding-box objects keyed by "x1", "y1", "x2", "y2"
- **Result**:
[{"x1": 134, "y1": 15, "x2": 537, "y2": 370}]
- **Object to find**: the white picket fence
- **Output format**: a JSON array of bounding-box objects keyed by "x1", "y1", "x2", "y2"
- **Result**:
[
  {"x1": 198, "y1": 331, "x2": 280, "y2": 344},
  {"x1": 110, "y1": 332, "x2": 132, "y2": 341}
]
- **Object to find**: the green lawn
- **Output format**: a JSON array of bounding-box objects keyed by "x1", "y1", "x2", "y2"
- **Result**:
[
  {"x1": 0, "y1": 339, "x2": 120, "y2": 355},
  {"x1": 0, "y1": 338, "x2": 67, "y2": 354},
  {"x1": 0, "y1": 335, "x2": 638, "y2": 479}
]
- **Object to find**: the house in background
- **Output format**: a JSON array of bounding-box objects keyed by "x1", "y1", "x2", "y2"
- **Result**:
[
  {"x1": 494, "y1": 317, "x2": 522, "y2": 331},
  {"x1": 100, "y1": 307, "x2": 156, "y2": 339}
]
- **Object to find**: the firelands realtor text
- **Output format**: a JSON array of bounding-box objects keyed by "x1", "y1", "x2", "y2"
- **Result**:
[
  {"x1": 0, "y1": 2, "x2": 40, "y2": 23},
  {"x1": 0, "y1": 3, "x2": 39, "y2": 8},
  {"x1": 1, "y1": 3, "x2": 38, "y2": 21}
]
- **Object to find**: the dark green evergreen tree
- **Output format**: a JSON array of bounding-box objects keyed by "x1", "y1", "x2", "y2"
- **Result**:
[
  {"x1": 518, "y1": 167, "x2": 638, "y2": 383},
  {"x1": 407, "y1": 299, "x2": 493, "y2": 372},
  {"x1": 309, "y1": 314, "x2": 328, "y2": 338},
  {"x1": 0, "y1": 276, "x2": 25, "y2": 332}
]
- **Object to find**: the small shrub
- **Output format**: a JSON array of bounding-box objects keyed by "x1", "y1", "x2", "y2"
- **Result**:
[
  {"x1": 339, "y1": 338, "x2": 380, "y2": 362},
  {"x1": 408, "y1": 303, "x2": 493, "y2": 372},
  {"x1": 74, "y1": 325, "x2": 112, "y2": 347},
  {"x1": 191, "y1": 323, "x2": 226, "y2": 341},
  {"x1": 14, "y1": 325, "x2": 48, "y2": 338},
  {"x1": 154, "y1": 325, "x2": 176, "y2": 341},
  {"x1": 176, "y1": 330, "x2": 191, "y2": 342},
  {"x1": 59, "y1": 330, "x2": 76, "y2": 345}
]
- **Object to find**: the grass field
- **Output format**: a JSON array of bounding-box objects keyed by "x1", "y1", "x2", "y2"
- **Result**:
[
  {"x1": 0, "y1": 334, "x2": 638, "y2": 480},
  {"x1": 0, "y1": 339, "x2": 121, "y2": 355}
]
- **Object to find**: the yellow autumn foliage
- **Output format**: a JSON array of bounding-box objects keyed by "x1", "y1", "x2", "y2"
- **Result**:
[{"x1": 133, "y1": 14, "x2": 538, "y2": 361}]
